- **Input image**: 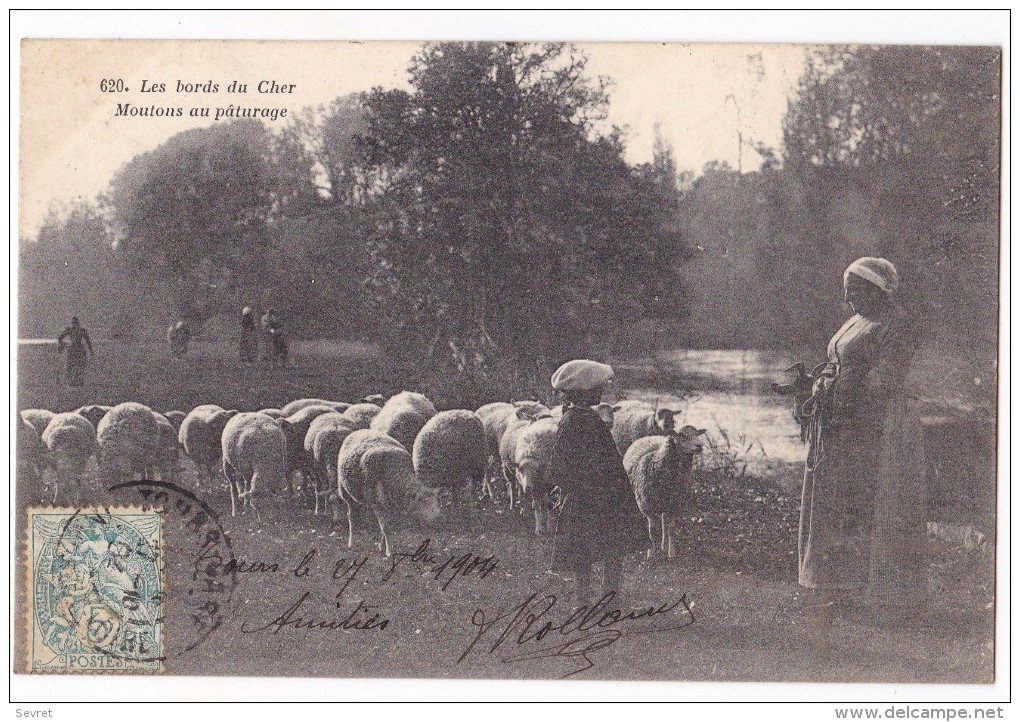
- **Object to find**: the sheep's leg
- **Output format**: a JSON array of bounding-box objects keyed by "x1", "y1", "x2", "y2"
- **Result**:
[
  {"x1": 375, "y1": 513, "x2": 389, "y2": 556},
  {"x1": 665, "y1": 513, "x2": 676, "y2": 559},
  {"x1": 646, "y1": 515, "x2": 661, "y2": 560},
  {"x1": 343, "y1": 497, "x2": 354, "y2": 548},
  {"x1": 224, "y1": 462, "x2": 238, "y2": 518},
  {"x1": 311, "y1": 467, "x2": 322, "y2": 517},
  {"x1": 533, "y1": 499, "x2": 545, "y2": 537}
]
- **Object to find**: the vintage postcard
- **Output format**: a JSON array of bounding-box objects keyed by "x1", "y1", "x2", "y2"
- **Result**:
[{"x1": 11, "y1": 15, "x2": 1005, "y2": 706}]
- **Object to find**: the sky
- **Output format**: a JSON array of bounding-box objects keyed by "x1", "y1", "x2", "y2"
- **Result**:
[
  {"x1": 18, "y1": 39, "x2": 808, "y2": 239},
  {"x1": 13, "y1": 9, "x2": 1009, "y2": 243}
]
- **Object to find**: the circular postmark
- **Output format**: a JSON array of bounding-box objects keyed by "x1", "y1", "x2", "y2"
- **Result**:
[{"x1": 107, "y1": 479, "x2": 238, "y2": 660}]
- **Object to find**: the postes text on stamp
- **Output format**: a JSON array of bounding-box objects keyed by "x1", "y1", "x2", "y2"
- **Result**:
[{"x1": 26, "y1": 507, "x2": 164, "y2": 673}]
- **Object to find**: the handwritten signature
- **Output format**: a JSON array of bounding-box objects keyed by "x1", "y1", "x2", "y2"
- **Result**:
[{"x1": 458, "y1": 591, "x2": 695, "y2": 678}]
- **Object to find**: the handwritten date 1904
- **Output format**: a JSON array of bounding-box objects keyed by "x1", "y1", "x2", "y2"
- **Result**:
[{"x1": 382, "y1": 539, "x2": 498, "y2": 591}]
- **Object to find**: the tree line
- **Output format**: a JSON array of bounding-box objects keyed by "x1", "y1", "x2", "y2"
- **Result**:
[{"x1": 19, "y1": 42, "x2": 1000, "y2": 399}]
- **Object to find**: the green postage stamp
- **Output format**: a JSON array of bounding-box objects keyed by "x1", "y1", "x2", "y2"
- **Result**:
[{"x1": 25, "y1": 507, "x2": 164, "y2": 673}]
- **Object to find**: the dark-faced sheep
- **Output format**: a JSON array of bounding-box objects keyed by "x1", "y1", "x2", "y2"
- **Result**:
[
  {"x1": 610, "y1": 401, "x2": 683, "y2": 456},
  {"x1": 221, "y1": 412, "x2": 289, "y2": 518},
  {"x1": 412, "y1": 410, "x2": 486, "y2": 507},
  {"x1": 41, "y1": 412, "x2": 97, "y2": 504},
  {"x1": 280, "y1": 405, "x2": 335, "y2": 491},
  {"x1": 337, "y1": 429, "x2": 449, "y2": 556},
  {"x1": 178, "y1": 406, "x2": 239, "y2": 487},
  {"x1": 623, "y1": 426, "x2": 705, "y2": 560},
  {"x1": 303, "y1": 412, "x2": 355, "y2": 516}
]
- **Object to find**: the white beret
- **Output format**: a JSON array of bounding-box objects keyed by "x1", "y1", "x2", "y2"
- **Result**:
[{"x1": 550, "y1": 359, "x2": 615, "y2": 392}]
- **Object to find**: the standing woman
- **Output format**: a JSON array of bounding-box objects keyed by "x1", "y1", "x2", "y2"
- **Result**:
[
  {"x1": 799, "y1": 257, "x2": 926, "y2": 620},
  {"x1": 239, "y1": 307, "x2": 258, "y2": 364},
  {"x1": 57, "y1": 317, "x2": 94, "y2": 387},
  {"x1": 547, "y1": 359, "x2": 647, "y2": 606}
]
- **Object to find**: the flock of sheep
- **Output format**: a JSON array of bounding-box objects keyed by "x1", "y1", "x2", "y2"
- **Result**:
[{"x1": 18, "y1": 392, "x2": 707, "y2": 558}]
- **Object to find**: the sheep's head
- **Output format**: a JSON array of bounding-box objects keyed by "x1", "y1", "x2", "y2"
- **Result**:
[
  {"x1": 673, "y1": 425, "x2": 707, "y2": 455},
  {"x1": 655, "y1": 408, "x2": 681, "y2": 434},
  {"x1": 593, "y1": 402, "x2": 621, "y2": 427},
  {"x1": 512, "y1": 400, "x2": 548, "y2": 421}
]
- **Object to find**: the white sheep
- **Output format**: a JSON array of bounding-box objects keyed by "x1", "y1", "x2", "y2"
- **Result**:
[
  {"x1": 476, "y1": 401, "x2": 548, "y2": 502},
  {"x1": 18, "y1": 416, "x2": 44, "y2": 487},
  {"x1": 221, "y1": 412, "x2": 289, "y2": 518},
  {"x1": 96, "y1": 402, "x2": 161, "y2": 484},
  {"x1": 41, "y1": 412, "x2": 97, "y2": 504},
  {"x1": 337, "y1": 429, "x2": 448, "y2": 556},
  {"x1": 74, "y1": 405, "x2": 112, "y2": 429},
  {"x1": 257, "y1": 408, "x2": 287, "y2": 419},
  {"x1": 281, "y1": 398, "x2": 351, "y2": 416},
  {"x1": 339, "y1": 403, "x2": 383, "y2": 430},
  {"x1": 623, "y1": 426, "x2": 706, "y2": 560},
  {"x1": 302, "y1": 412, "x2": 355, "y2": 516},
  {"x1": 412, "y1": 410, "x2": 486, "y2": 504},
  {"x1": 610, "y1": 401, "x2": 683, "y2": 455},
  {"x1": 178, "y1": 405, "x2": 239, "y2": 487},
  {"x1": 20, "y1": 408, "x2": 54, "y2": 439},
  {"x1": 147, "y1": 413, "x2": 181, "y2": 481},
  {"x1": 385, "y1": 391, "x2": 438, "y2": 420},
  {"x1": 369, "y1": 399, "x2": 428, "y2": 451},
  {"x1": 514, "y1": 416, "x2": 561, "y2": 536}
]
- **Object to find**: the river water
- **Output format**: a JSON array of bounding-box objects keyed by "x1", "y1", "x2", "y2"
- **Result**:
[{"x1": 618, "y1": 349, "x2": 806, "y2": 486}]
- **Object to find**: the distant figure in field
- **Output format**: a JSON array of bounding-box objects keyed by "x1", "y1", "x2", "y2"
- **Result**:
[
  {"x1": 259, "y1": 309, "x2": 278, "y2": 362},
  {"x1": 57, "y1": 317, "x2": 94, "y2": 387},
  {"x1": 239, "y1": 307, "x2": 258, "y2": 364},
  {"x1": 167, "y1": 320, "x2": 191, "y2": 357},
  {"x1": 268, "y1": 323, "x2": 288, "y2": 369}
]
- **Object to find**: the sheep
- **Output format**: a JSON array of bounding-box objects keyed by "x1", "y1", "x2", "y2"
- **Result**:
[
  {"x1": 221, "y1": 412, "x2": 289, "y2": 518},
  {"x1": 146, "y1": 413, "x2": 181, "y2": 481},
  {"x1": 337, "y1": 429, "x2": 448, "y2": 556},
  {"x1": 514, "y1": 416, "x2": 562, "y2": 536},
  {"x1": 369, "y1": 402, "x2": 428, "y2": 451},
  {"x1": 771, "y1": 362, "x2": 833, "y2": 443},
  {"x1": 280, "y1": 398, "x2": 351, "y2": 416},
  {"x1": 280, "y1": 404, "x2": 336, "y2": 490},
  {"x1": 302, "y1": 413, "x2": 355, "y2": 516},
  {"x1": 412, "y1": 410, "x2": 486, "y2": 506},
  {"x1": 623, "y1": 426, "x2": 706, "y2": 560},
  {"x1": 499, "y1": 409, "x2": 556, "y2": 510},
  {"x1": 41, "y1": 412, "x2": 97, "y2": 504},
  {"x1": 20, "y1": 408, "x2": 54, "y2": 439},
  {"x1": 257, "y1": 408, "x2": 287, "y2": 419},
  {"x1": 361, "y1": 394, "x2": 387, "y2": 407},
  {"x1": 476, "y1": 401, "x2": 548, "y2": 502},
  {"x1": 96, "y1": 402, "x2": 162, "y2": 484},
  {"x1": 162, "y1": 410, "x2": 186, "y2": 433},
  {"x1": 73, "y1": 405, "x2": 111, "y2": 429},
  {"x1": 18, "y1": 416, "x2": 44, "y2": 486},
  {"x1": 610, "y1": 401, "x2": 683, "y2": 456},
  {"x1": 178, "y1": 406, "x2": 240, "y2": 487},
  {"x1": 340, "y1": 403, "x2": 383, "y2": 430},
  {"x1": 384, "y1": 391, "x2": 437, "y2": 420}
]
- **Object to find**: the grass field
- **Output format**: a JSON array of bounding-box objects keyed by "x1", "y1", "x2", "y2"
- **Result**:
[{"x1": 14, "y1": 338, "x2": 995, "y2": 683}]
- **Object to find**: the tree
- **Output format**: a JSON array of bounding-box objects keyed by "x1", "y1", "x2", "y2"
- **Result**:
[
  {"x1": 358, "y1": 42, "x2": 690, "y2": 395},
  {"x1": 105, "y1": 120, "x2": 278, "y2": 316}
]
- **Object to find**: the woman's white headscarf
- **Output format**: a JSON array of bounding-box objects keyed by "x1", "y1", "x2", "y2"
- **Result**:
[{"x1": 843, "y1": 257, "x2": 899, "y2": 295}]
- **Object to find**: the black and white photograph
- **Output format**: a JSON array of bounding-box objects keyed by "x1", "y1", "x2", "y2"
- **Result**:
[{"x1": 9, "y1": 9, "x2": 1009, "y2": 712}]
